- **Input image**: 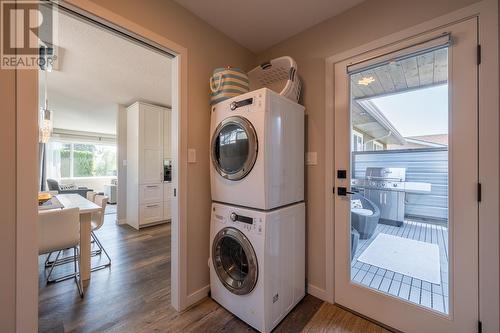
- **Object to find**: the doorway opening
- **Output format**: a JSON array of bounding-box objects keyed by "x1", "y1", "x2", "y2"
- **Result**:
[{"x1": 37, "y1": 4, "x2": 180, "y2": 331}]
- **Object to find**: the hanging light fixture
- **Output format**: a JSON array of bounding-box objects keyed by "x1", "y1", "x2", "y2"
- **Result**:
[{"x1": 39, "y1": 55, "x2": 53, "y2": 144}]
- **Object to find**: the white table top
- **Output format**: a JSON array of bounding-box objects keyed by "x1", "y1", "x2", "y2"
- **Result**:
[{"x1": 55, "y1": 194, "x2": 102, "y2": 214}]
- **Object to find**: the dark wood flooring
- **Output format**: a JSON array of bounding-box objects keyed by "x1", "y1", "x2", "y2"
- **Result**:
[{"x1": 38, "y1": 214, "x2": 389, "y2": 333}]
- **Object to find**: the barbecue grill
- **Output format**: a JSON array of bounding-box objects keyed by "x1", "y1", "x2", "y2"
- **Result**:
[{"x1": 351, "y1": 167, "x2": 431, "y2": 226}]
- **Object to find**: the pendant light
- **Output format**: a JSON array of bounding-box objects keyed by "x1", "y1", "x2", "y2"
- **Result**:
[{"x1": 39, "y1": 59, "x2": 53, "y2": 144}]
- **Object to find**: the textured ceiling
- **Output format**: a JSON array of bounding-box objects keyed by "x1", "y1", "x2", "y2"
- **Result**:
[
  {"x1": 40, "y1": 12, "x2": 172, "y2": 134},
  {"x1": 174, "y1": 0, "x2": 365, "y2": 52}
]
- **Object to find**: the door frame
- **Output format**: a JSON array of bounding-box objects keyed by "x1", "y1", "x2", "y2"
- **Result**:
[
  {"x1": 15, "y1": 0, "x2": 189, "y2": 331},
  {"x1": 324, "y1": 0, "x2": 499, "y2": 330}
]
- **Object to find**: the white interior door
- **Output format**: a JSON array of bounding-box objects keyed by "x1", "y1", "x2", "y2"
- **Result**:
[{"x1": 334, "y1": 18, "x2": 478, "y2": 333}]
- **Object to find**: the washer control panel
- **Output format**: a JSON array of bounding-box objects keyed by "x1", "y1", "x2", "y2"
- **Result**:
[{"x1": 213, "y1": 207, "x2": 263, "y2": 235}]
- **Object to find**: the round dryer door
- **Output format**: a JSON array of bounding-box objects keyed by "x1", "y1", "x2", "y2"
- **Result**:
[
  {"x1": 211, "y1": 116, "x2": 258, "y2": 181},
  {"x1": 212, "y1": 227, "x2": 258, "y2": 295}
]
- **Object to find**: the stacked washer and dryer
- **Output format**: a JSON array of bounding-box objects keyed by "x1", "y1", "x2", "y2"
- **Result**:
[{"x1": 209, "y1": 58, "x2": 306, "y2": 333}]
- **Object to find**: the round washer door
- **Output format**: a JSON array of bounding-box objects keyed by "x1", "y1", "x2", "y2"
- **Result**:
[
  {"x1": 212, "y1": 227, "x2": 258, "y2": 295},
  {"x1": 211, "y1": 116, "x2": 258, "y2": 181}
]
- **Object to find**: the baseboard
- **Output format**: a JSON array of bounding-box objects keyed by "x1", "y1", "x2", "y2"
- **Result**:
[
  {"x1": 186, "y1": 284, "x2": 210, "y2": 307},
  {"x1": 307, "y1": 283, "x2": 328, "y2": 301},
  {"x1": 116, "y1": 218, "x2": 126, "y2": 225}
]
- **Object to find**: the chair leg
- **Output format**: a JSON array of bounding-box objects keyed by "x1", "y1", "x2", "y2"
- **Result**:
[
  {"x1": 44, "y1": 251, "x2": 54, "y2": 267},
  {"x1": 46, "y1": 250, "x2": 61, "y2": 283},
  {"x1": 90, "y1": 231, "x2": 111, "y2": 272},
  {"x1": 46, "y1": 249, "x2": 79, "y2": 284},
  {"x1": 45, "y1": 250, "x2": 75, "y2": 268},
  {"x1": 74, "y1": 247, "x2": 84, "y2": 298}
]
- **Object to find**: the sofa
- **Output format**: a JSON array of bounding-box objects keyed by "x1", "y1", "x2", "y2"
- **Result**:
[{"x1": 46, "y1": 179, "x2": 94, "y2": 198}]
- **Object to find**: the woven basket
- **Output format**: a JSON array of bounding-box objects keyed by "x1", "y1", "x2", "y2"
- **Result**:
[
  {"x1": 209, "y1": 67, "x2": 250, "y2": 105},
  {"x1": 248, "y1": 56, "x2": 301, "y2": 103}
]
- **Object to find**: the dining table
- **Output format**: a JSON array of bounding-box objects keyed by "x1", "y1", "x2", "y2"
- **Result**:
[{"x1": 39, "y1": 193, "x2": 102, "y2": 281}]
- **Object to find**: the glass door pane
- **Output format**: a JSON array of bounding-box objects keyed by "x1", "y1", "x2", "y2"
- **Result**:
[{"x1": 349, "y1": 46, "x2": 449, "y2": 314}]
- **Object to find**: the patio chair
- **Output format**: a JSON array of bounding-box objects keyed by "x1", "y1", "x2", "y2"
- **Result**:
[{"x1": 351, "y1": 193, "x2": 380, "y2": 239}]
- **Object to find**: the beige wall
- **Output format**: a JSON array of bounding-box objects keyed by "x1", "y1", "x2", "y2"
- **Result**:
[
  {"x1": 0, "y1": 65, "x2": 16, "y2": 333},
  {"x1": 255, "y1": 0, "x2": 481, "y2": 292},
  {"x1": 85, "y1": 0, "x2": 255, "y2": 295}
]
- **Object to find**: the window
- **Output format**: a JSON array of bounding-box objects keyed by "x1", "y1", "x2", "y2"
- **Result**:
[
  {"x1": 352, "y1": 130, "x2": 364, "y2": 152},
  {"x1": 47, "y1": 140, "x2": 117, "y2": 178},
  {"x1": 373, "y1": 141, "x2": 384, "y2": 151}
]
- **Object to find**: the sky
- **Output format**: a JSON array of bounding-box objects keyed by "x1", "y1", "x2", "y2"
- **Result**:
[{"x1": 368, "y1": 85, "x2": 448, "y2": 137}]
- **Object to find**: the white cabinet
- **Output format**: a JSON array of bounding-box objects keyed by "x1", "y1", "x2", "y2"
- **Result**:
[
  {"x1": 163, "y1": 108, "x2": 172, "y2": 159},
  {"x1": 140, "y1": 203, "x2": 164, "y2": 224},
  {"x1": 140, "y1": 184, "x2": 163, "y2": 204},
  {"x1": 126, "y1": 102, "x2": 172, "y2": 229},
  {"x1": 163, "y1": 182, "x2": 172, "y2": 220}
]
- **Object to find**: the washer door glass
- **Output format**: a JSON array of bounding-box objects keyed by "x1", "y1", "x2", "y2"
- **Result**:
[
  {"x1": 212, "y1": 116, "x2": 258, "y2": 181},
  {"x1": 212, "y1": 227, "x2": 258, "y2": 295}
]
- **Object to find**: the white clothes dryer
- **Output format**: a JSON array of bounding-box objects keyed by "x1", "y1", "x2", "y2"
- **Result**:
[
  {"x1": 210, "y1": 88, "x2": 304, "y2": 210},
  {"x1": 209, "y1": 201, "x2": 305, "y2": 332}
]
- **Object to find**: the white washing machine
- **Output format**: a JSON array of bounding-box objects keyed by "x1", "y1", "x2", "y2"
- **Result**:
[
  {"x1": 209, "y1": 201, "x2": 305, "y2": 333},
  {"x1": 210, "y1": 88, "x2": 305, "y2": 210}
]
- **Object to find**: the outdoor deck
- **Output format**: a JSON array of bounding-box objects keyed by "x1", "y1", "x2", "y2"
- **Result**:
[{"x1": 351, "y1": 220, "x2": 449, "y2": 314}]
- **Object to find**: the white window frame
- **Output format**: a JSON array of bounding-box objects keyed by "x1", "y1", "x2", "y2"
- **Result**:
[
  {"x1": 352, "y1": 129, "x2": 364, "y2": 152},
  {"x1": 373, "y1": 140, "x2": 384, "y2": 151},
  {"x1": 48, "y1": 139, "x2": 117, "y2": 179}
]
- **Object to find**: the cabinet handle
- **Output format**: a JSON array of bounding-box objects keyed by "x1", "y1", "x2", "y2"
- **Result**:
[
  {"x1": 146, "y1": 185, "x2": 158, "y2": 188},
  {"x1": 146, "y1": 204, "x2": 159, "y2": 208}
]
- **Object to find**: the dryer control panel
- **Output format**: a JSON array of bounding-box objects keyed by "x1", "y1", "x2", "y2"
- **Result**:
[{"x1": 213, "y1": 206, "x2": 263, "y2": 235}]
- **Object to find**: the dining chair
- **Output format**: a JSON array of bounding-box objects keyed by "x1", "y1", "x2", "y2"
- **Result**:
[
  {"x1": 86, "y1": 191, "x2": 97, "y2": 202},
  {"x1": 38, "y1": 207, "x2": 84, "y2": 297},
  {"x1": 90, "y1": 195, "x2": 111, "y2": 271}
]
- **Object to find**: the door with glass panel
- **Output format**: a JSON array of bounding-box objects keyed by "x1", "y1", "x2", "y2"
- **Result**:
[{"x1": 334, "y1": 18, "x2": 478, "y2": 332}]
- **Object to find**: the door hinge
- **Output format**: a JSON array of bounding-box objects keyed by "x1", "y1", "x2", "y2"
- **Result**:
[
  {"x1": 477, "y1": 45, "x2": 482, "y2": 65},
  {"x1": 477, "y1": 183, "x2": 482, "y2": 202},
  {"x1": 173, "y1": 188, "x2": 177, "y2": 197},
  {"x1": 478, "y1": 320, "x2": 482, "y2": 333}
]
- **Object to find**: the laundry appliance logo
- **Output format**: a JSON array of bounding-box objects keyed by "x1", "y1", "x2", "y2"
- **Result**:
[{"x1": 1, "y1": 1, "x2": 58, "y2": 69}]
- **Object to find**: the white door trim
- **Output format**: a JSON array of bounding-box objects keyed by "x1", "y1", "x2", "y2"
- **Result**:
[
  {"x1": 324, "y1": 0, "x2": 498, "y2": 330},
  {"x1": 15, "y1": 0, "x2": 190, "y2": 330}
]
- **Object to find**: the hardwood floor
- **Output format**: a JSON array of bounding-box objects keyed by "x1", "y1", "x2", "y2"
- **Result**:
[{"x1": 38, "y1": 214, "x2": 389, "y2": 333}]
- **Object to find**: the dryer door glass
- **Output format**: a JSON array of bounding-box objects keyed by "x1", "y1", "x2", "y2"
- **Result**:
[
  {"x1": 212, "y1": 116, "x2": 258, "y2": 181},
  {"x1": 212, "y1": 227, "x2": 258, "y2": 295}
]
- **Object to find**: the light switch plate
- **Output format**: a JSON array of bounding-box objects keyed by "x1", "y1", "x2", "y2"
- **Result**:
[
  {"x1": 305, "y1": 152, "x2": 317, "y2": 165},
  {"x1": 188, "y1": 148, "x2": 196, "y2": 163}
]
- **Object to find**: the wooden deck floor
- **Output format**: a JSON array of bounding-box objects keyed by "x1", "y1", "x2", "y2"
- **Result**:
[
  {"x1": 39, "y1": 213, "x2": 388, "y2": 333},
  {"x1": 351, "y1": 220, "x2": 449, "y2": 314}
]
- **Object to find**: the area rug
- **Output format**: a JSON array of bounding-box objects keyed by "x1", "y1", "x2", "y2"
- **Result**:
[{"x1": 357, "y1": 233, "x2": 441, "y2": 284}]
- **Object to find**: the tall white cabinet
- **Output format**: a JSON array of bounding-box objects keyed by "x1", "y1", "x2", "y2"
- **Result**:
[{"x1": 126, "y1": 102, "x2": 172, "y2": 229}]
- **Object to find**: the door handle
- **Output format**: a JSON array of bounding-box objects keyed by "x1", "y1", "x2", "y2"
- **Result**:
[{"x1": 337, "y1": 187, "x2": 355, "y2": 196}]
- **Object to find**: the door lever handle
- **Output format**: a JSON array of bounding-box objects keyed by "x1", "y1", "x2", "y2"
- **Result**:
[{"x1": 337, "y1": 187, "x2": 355, "y2": 196}]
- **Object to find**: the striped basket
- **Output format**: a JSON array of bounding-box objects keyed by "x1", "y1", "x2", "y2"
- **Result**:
[{"x1": 210, "y1": 67, "x2": 250, "y2": 105}]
